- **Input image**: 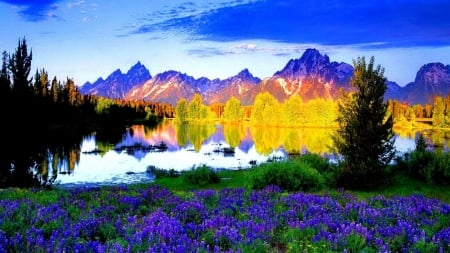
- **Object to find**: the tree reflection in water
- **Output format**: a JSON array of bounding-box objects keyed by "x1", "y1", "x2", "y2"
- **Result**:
[{"x1": 0, "y1": 126, "x2": 129, "y2": 188}]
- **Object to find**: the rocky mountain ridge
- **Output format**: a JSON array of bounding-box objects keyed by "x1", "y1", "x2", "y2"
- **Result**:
[{"x1": 80, "y1": 49, "x2": 450, "y2": 105}]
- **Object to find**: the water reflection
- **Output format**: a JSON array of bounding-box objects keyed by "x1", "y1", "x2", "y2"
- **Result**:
[
  {"x1": 4, "y1": 120, "x2": 448, "y2": 187},
  {"x1": 0, "y1": 127, "x2": 87, "y2": 188},
  {"x1": 394, "y1": 128, "x2": 450, "y2": 152}
]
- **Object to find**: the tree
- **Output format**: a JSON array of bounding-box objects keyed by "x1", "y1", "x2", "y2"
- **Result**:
[
  {"x1": 0, "y1": 51, "x2": 10, "y2": 96},
  {"x1": 34, "y1": 68, "x2": 49, "y2": 97},
  {"x1": 50, "y1": 76, "x2": 59, "y2": 103},
  {"x1": 432, "y1": 96, "x2": 445, "y2": 128},
  {"x1": 251, "y1": 92, "x2": 279, "y2": 125},
  {"x1": 223, "y1": 96, "x2": 242, "y2": 122},
  {"x1": 282, "y1": 95, "x2": 305, "y2": 126},
  {"x1": 332, "y1": 56, "x2": 395, "y2": 190},
  {"x1": 176, "y1": 98, "x2": 188, "y2": 123},
  {"x1": 9, "y1": 37, "x2": 32, "y2": 95},
  {"x1": 64, "y1": 78, "x2": 78, "y2": 106},
  {"x1": 188, "y1": 93, "x2": 207, "y2": 121}
]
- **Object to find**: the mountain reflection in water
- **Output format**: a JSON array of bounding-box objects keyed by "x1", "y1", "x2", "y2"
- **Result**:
[{"x1": 54, "y1": 121, "x2": 448, "y2": 187}]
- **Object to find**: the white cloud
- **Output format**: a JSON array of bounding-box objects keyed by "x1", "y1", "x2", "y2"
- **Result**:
[{"x1": 67, "y1": 0, "x2": 85, "y2": 9}]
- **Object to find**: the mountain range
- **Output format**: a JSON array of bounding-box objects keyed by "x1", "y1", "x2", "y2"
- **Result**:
[{"x1": 80, "y1": 49, "x2": 450, "y2": 105}]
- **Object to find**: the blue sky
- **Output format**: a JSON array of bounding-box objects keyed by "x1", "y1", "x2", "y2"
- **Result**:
[{"x1": 1, "y1": 0, "x2": 449, "y2": 86}]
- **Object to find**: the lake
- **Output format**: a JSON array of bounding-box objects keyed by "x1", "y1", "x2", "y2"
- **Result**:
[{"x1": 51, "y1": 120, "x2": 450, "y2": 187}]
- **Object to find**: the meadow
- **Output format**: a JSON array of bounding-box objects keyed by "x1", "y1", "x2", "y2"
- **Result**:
[{"x1": 1, "y1": 160, "x2": 450, "y2": 253}]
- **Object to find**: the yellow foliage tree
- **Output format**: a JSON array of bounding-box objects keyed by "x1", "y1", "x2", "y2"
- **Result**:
[
  {"x1": 282, "y1": 95, "x2": 305, "y2": 126},
  {"x1": 251, "y1": 92, "x2": 280, "y2": 125},
  {"x1": 223, "y1": 96, "x2": 242, "y2": 122},
  {"x1": 175, "y1": 98, "x2": 188, "y2": 123}
]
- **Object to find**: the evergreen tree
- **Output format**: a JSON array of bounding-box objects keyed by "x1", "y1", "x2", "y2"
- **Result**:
[
  {"x1": 8, "y1": 37, "x2": 32, "y2": 96},
  {"x1": 333, "y1": 56, "x2": 395, "y2": 190},
  {"x1": 415, "y1": 134, "x2": 427, "y2": 152},
  {"x1": 64, "y1": 78, "x2": 78, "y2": 106},
  {"x1": 0, "y1": 50, "x2": 11, "y2": 95},
  {"x1": 50, "y1": 76, "x2": 59, "y2": 103},
  {"x1": 33, "y1": 68, "x2": 49, "y2": 97}
]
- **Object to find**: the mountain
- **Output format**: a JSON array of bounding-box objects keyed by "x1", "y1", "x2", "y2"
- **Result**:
[
  {"x1": 126, "y1": 70, "x2": 200, "y2": 105},
  {"x1": 384, "y1": 81, "x2": 403, "y2": 102},
  {"x1": 205, "y1": 69, "x2": 261, "y2": 104},
  {"x1": 238, "y1": 49, "x2": 354, "y2": 104},
  {"x1": 80, "y1": 61, "x2": 151, "y2": 98},
  {"x1": 399, "y1": 63, "x2": 450, "y2": 104},
  {"x1": 80, "y1": 49, "x2": 450, "y2": 106},
  {"x1": 124, "y1": 69, "x2": 261, "y2": 105}
]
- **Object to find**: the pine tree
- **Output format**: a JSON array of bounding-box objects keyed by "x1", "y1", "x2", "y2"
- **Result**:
[
  {"x1": 8, "y1": 37, "x2": 32, "y2": 96},
  {"x1": 50, "y1": 76, "x2": 59, "y2": 103},
  {"x1": 64, "y1": 78, "x2": 78, "y2": 106},
  {"x1": 33, "y1": 68, "x2": 49, "y2": 97},
  {"x1": 333, "y1": 56, "x2": 395, "y2": 190},
  {"x1": 0, "y1": 51, "x2": 11, "y2": 95}
]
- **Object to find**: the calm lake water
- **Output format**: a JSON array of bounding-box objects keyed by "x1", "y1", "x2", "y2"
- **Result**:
[{"x1": 55, "y1": 121, "x2": 449, "y2": 187}]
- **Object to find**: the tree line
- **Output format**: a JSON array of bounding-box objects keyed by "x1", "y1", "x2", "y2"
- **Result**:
[
  {"x1": 388, "y1": 95, "x2": 450, "y2": 128},
  {"x1": 175, "y1": 92, "x2": 337, "y2": 127},
  {"x1": 0, "y1": 38, "x2": 171, "y2": 188},
  {"x1": 175, "y1": 91, "x2": 450, "y2": 130},
  {"x1": 0, "y1": 38, "x2": 175, "y2": 130}
]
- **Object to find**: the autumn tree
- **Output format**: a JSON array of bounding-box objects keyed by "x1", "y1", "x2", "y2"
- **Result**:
[
  {"x1": 50, "y1": 76, "x2": 59, "y2": 103},
  {"x1": 188, "y1": 93, "x2": 204, "y2": 120},
  {"x1": 176, "y1": 98, "x2": 188, "y2": 123},
  {"x1": 412, "y1": 104, "x2": 424, "y2": 118},
  {"x1": 223, "y1": 96, "x2": 242, "y2": 122},
  {"x1": 333, "y1": 56, "x2": 395, "y2": 190},
  {"x1": 282, "y1": 95, "x2": 305, "y2": 126},
  {"x1": 432, "y1": 96, "x2": 445, "y2": 128},
  {"x1": 305, "y1": 98, "x2": 337, "y2": 127},
  {"x1": 187, "y1": 93, "x2": 212, "y2": 121},
  {"x1": 251, "y1": 92, "x2": 279, "y2": 125}
]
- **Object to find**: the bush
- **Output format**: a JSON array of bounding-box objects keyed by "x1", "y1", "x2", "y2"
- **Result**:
[
  {"x1": 250, "y1": 159, "x2": 325, "y2": 192},
  {"x1": 297, "y1": 153, "x2": 340, "y2": 187},
  {"x1": 182, "y1": 165, "x2": 220, "y2": 186},
  {"x1": 147, "y1": 166, "x2": 180, "y2": 179},
  {"x1": 394, "y1": 150, "x2": 450, "y2": 185}
]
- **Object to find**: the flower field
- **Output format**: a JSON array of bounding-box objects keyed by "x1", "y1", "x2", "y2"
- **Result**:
[{"x1": 0, "y1": 185, "x2": 449, "y2": 252}]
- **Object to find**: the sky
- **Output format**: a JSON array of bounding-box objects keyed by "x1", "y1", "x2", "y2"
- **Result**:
[{"x1": 1, "y1": 0, "x2": 450, "y2": 87}]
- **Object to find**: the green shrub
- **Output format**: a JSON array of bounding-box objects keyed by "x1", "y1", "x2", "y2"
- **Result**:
[
  {"x1": 250, "y1": 159, "x2": 325, "y2": 192},
  {"x1": 394, "y1": 150, "x2": 450, "y2": 185},
  {"x1": 182, "y1": 165, "x2": 220, "y2": 186},
  {"x1": 297, "y1": 153, "x2": 340, "y2": 187},
  {"x1": 147, "y1": 166, "x2": 180, "y2": 179}
]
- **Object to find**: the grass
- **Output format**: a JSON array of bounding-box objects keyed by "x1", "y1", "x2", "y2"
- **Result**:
[
  {"x1": 349, "y1": 175, "x2": 450, "y2": 203},
  {"x1": 150, "y1": 169, "x2": 253, "y2": 192},
  {"x1": 148, "y1": 167, "x2": 450, "y2": 204}
]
